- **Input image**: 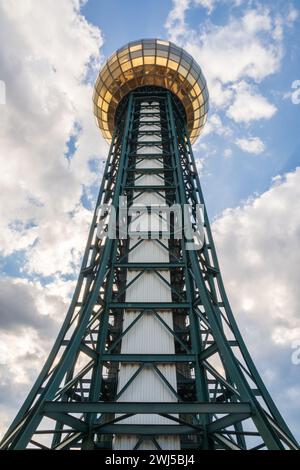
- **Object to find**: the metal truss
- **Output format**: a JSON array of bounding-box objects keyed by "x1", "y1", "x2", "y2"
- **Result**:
[{"x1": 1, "y1": 87, "x2": 298, "y2": 450}]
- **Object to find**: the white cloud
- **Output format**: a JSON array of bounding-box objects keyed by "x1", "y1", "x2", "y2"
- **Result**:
[
  {"x1": 24, "y1": 205, "x2": 92, "y2": 276},
  {"x1": 164, "y1": 0, "x2": 191, "y2": 43},
  {"x1": 194, "y1": 0, "x2": 215, "y2": 14},
  {"x1": 0, "y1": 275, "x2": 74, "y2": 436},
  {"x1": 212, "y1": 168, "x2": 300, "y2": 438},
  {"x1": 226, "y1": 81, "x2": 277, "y2": 123},
  {"x1": 269, "y1": 6, "x2": 299, "y2": 42},
  {"x1": 202, "y1": 113, "x2": 231, "y2": 137},
  {"x1": 207, "y1": 79, "x2": 234, "y2": 108},
  {"x1": 165, "y1": 0, "x2": 218, "y2": 43},
  {"x1": 213, "y1": 167, "x2": 300, "y2": 350},
  {"x1": 0, "y1": 0, "x2": 105, "y2": 277},
  {"x1": 287, "y1": 7, "x2": 299, "y2": 24},
  {"x1": 183, "y1": 9, "x2": 283, "y2": 84},
  {"x1": 235, "y1": 136, "x2": 265, "y2": 154},
  {"x1": 224, "y1": 148, "x2": 233, "y2": 158},
  {"x1": 165, "y1": 4, "x2": 298, "y2": 111}
]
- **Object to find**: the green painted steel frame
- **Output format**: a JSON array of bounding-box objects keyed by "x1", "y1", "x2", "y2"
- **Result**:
[{"x1": 0, "y1": 88, "x2": 298, "y2": 451}]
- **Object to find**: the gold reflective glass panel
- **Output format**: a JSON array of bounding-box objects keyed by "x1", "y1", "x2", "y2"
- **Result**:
[
  {"x1": 130, "y1": 44, "x2": 142, "y2": 52},
  {"x1": 93, "y1": 38, "x2": 209, "y2": 143},
  {"x1": 157, "y1": 39, "x2": 169, "y2": 46}
]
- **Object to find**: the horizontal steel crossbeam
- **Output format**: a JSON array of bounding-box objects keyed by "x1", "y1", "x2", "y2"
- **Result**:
[
  {"x1": 100, "y1": 353, "x2": 195, "y2": 362},
  {"x1": 109, "y1": 302, "x2": 190, "y2": 309},
  {"x1": 43, "y1": 401, "x2": 252, "y2": 414}
]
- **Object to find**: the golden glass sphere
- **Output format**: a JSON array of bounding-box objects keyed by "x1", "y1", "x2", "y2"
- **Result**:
[{"x1": 93, "y1": 38, "x2": 209, "y2": 143}]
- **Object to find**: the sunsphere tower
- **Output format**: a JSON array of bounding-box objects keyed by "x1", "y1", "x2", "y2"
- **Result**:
[{"x1": 1, "y1": 39, "x2": 298, "y2": 450}]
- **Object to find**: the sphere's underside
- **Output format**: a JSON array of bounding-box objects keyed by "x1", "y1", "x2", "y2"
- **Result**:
[{"x1": 93, "y1": 39, "x2": 209, "y2": 144}]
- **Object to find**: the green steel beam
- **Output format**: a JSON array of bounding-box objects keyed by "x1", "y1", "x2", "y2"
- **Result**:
[
  {"x1": 109, "y1": 302, "x2": 190, "y2": 309},
  {"x1": 114, "y1": 263, "x2": 185, "y2": 269},
  {"x1": 99, "y1": 354, "x2": 196, "y2": 362},
  {"x1": 93, "y1": 424, "x2": 201, "y2": 435},
  {"x1": 43, "y1": 401, "x2": 252, "y2": 414}
]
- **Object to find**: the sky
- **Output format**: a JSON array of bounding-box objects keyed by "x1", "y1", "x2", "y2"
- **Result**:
[{"x1": 0, "y1": 0, "x2": 300, "y2": 443}]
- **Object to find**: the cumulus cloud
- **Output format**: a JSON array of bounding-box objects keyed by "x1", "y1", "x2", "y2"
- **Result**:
[
  {"x1": 0, "y1": 278, "x2": 55, "y2": 333},
  {"x1": 201, "y1": 113, "x2": 231, "y2": 137},
  {"x1": 235, "y1": 136, "x2": 265, "y2": 154},
  {"x1": 171, "y1": 7, "x2": 284, "y2": 93},
  {"x1": 193, "y1": 0, "x2": 215, "y2": 14},
  {"x1": 165, "y1": 0, "x2": 246, "y2": 44},
  {"x1": 213, "y1": 167, "x2": 300, "y2": 350},
  {"x1": 0, "y1": 0, "x2": 106, "y2": 276},
  {"x1": 212, "y1": 167, "x2": 300, "y2": 439},
  {"x1": 24, "y1": 205, "x2": 92, "y2": 276},
  {"x1": 165, "y1": 2, "x2": 298, "y2": 118},
  {"x1": 164, "y1": 0, "x2": 191, "y2": 43},
  {"x1": 227, "y1": 81, "x2": 277, "y2": 123},
  {"x1": 224, "y1": 148, "x2": 233, "y2": 158},
  {"x1": 0, "y1": 274, "x2": 75, "y2": 435},
  {"x1": 0, "y1": 276, "x2": 74, "y2": 355},
  {"x1": 165, "y1": 0, "x2": 218, "y2": 43},
  {"x1": 164, "y1": 1, "x2": 293, "y2": 178}
]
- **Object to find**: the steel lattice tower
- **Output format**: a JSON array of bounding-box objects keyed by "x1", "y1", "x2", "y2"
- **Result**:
[{"x1": 1, "y1": 39, "x2": 298, "y2": 451}]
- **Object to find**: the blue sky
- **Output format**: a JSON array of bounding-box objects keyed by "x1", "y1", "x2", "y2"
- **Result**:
[
  {"x1": 0, "y1": 0, "x2": 300, "y2": 444},
  {"x1": 83, "y1": 0, "x2": 300, "y2": 219}
]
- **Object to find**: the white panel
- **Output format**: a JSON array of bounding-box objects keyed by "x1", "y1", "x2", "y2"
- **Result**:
[
  {"x1": 115, "y1": 366, "x2": 177, "y2": 427},
  {"x1": 126, "y1": 271, "x2": 171, "y2": 302},
  {"x1": 139, "y1": 124, "x2": 161, "y2": 131},
  {"x1": 129, "y1": 240, "x2": 168, "y2": 263},
  {"x1": 138, "y1": 135, "x2": 161, "y2": 142},
  {"x1": 114, "y1": 101, "x2": 180, "y2": 450},
  {"x1": 117, "y1": 365, "x2": 177, "y2": 406},
  {"x1": 114, "y1": 436, "x2": 180, "y2": 451},
  {"x1": 136, "y1": 159, "x2": 163, "y2": 169},
  {"x1": 132, "y1": 191, "x2": 165, "y2": 205},
  {"x1": 135, "y1": 174, "x2": 163, "y2": 186},
  {"x1": 140, "y1": 115, "x2": 160, "y2": 121},
  {"x1": 137, "y1": 145, "x2": 162, "y2": 154},
  {"x1": 121, "y1": 311, "x2": 174, "y2": 353},
  {"x1": 129, "y1": 201, "x2": 169, "y2": 235}
]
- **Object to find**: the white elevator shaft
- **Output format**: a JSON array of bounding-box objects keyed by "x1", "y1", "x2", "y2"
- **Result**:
[{"x1": 114, "y1": 101, "x2": 180, "y2": 450}]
